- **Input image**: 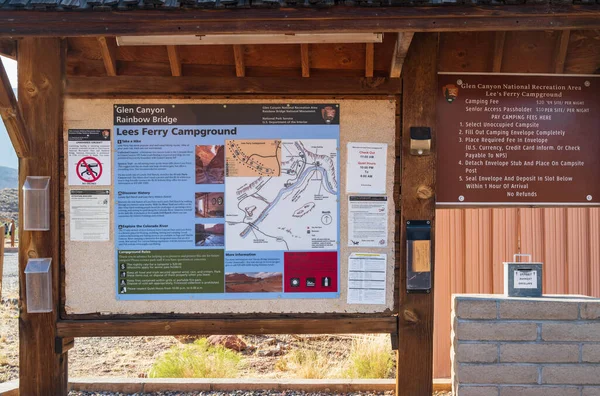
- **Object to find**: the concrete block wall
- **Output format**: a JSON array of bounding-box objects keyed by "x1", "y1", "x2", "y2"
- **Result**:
[{"x1": 452, "y1": 294, "x2": 600, "y2": 396}]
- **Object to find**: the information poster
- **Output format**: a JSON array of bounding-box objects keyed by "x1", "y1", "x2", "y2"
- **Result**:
[
  {"x1": 68, "y1": 129, "x2": 112, "y2": 186},
  {"x1": 437, "y1": 73, "x2": 599, "y2": 205},
  {"x1": 69, "y1": 190, "x2": 110, "y2": 242},
  {"x1": 348, "y1": 196, "x2": 388, "y2": 247},
  {"x1": 114, "y1": 104, "x2": 340, "y2": 300},
  {"x1": 347, "y1": 253, "x2": 386, "y2": 305},
  {"x1": 346, "y1": 143, "x2": 387, "y2": 194}
]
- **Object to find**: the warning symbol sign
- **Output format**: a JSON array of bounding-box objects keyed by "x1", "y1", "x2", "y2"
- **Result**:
[{"x1": 76, "y1": 156, "x2": 103, "y2": 183}]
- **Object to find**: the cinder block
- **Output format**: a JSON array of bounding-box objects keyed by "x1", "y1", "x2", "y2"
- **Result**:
[
  {"x1": 542, "y1": 323, "x2": 600, "y2": 342},
  {"x1": 457, "y1": 300, "x2": 498, "y2": 320},
  {"x1": 500, "y1": 343, "x2": 579, "y2": 363},
  {"x1": 583, "y1": 345, "x2": 600, "y2": 363},
  {"x1": 457, "y1": 343, "x2": 499, "y2": 363},
  {"x1": 499, "y1": 301, "x2": 578, "y2": 320},
  {"x1": 457, "y1": 385, "x2": 499, "y2": 396},
  {"x1": 499, "y1": 386, "x2": 580, "y2": 396},
  {"x1": 543, "y1": 365, "x2": 600, "y2": 385},
  {"x1": 581, "y1": 302, "x2": 600, "y2": 320},
  {"x1": 583, "y1": 387, "x2": 600, "y2": 396},
  {"x1": 458, "y1": 364, "x2": 538, "y2": 385},
  {"x1": 457, "y1": 322, "x2": 538, "y2": 341}
]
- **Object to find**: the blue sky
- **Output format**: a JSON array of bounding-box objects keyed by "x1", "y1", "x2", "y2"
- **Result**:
[{"x1": 0, "y1": 56, "x2": 18, "y2": 169}]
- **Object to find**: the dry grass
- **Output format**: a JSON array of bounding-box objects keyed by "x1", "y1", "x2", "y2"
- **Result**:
[
  {"x1": 342, "y1": 335, "x2": 394, "y2": 379},
  {"x1": 148, "y1": 338, "x2": 242, "y2": 378}
]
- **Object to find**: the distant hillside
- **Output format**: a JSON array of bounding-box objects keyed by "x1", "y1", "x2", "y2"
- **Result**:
[
  {"x1": 0, "y1": 166, "x2": 17, "y2": 189},
  {"x1": 0, "y1": 188, "x2": 18, "y2": 222}
]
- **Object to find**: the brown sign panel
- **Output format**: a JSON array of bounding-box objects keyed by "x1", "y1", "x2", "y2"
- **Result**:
[{"x1": 436, "y1": 73, "x2": 600, "y2": 205}]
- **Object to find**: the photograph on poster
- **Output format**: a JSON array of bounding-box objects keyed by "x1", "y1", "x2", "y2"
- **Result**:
[
  {"x1": 225, "y1": 272, "x2": 283, "y2": 293},
  {"x1": 195, "y1": 223, "x2": 225, "y2": 246},
  {"x1": 195, "y1": 192, "x2": 225, "y2": 218},
  {"x1": 195, "y1": 145, "x2": 225, "y2": 184}
]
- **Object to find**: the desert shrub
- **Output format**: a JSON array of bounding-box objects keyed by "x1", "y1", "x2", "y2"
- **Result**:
[
  {"x1": 148, "y1": 338, "x2": 242, "y2": 378},
  {"x1": 342, "y1": 334, "x2": 394, "y2": 379},
  {"x1": 275, "y1": 346, "x2": 336, "y2": 379}
]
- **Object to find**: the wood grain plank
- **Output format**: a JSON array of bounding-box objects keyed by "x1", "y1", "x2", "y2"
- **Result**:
[
  {"x1": 56, "y1": 317, "x2": 397, "y2": 337},
  {"x1": 365, "y1": 42, "x2": 374, "y2": 78},
  {"x1": 492, "y1": 31, "x2": 506, "y2": 72},
  {"x1": 233, "y1": 44, "x2": 245, "y2": 77},
  {"x1": 0, "y1": 6, "x2": 598, "y2": 37},
  {"x1": 97, "y1": 37, "x2": 118, "y2": 76},
  {"x1": 18, "y1": 37, "x2": 68, "y2": 396},
  {"x1": 390, "y1": 32, "x2": 414, "y2": 78},
  {"x1": 65, "y1": 76, "x2": 402, "y2": 95},
  {"x1": 0, "y1": 58, "x2": 30, "y2": 158},
  {"x1": 301, "y1": 43, "x2": 310, "y2": 78},
  {"x1": 0, "y1": 39, "x2": 16, "y2": 59},
  {"x1": 166, "y1": 45, "x2": 182, "y2": 77},
  {"x1": 554, "y1": 30, "x2": 571, "y2": 73},
  {"x1": 397, "y1": 32, "x2": 438, "y2": 396}
]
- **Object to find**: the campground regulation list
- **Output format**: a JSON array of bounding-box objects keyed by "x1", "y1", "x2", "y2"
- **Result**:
[
  {"x1": 436, "y1": 74, "x2": 600, "y2": 205},
  {"x1": 114, "y1": 104, "x2": 341, "y2": 300}
]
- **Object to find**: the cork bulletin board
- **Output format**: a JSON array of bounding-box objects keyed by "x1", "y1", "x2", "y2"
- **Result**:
[{"x1": 63, "y1": 99, "x2": 397, "y2": 315}]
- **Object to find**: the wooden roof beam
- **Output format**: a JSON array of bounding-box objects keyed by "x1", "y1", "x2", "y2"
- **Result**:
[
  {"x1": 390, "y1": 32, "x2": 414, "y2": 78},
  {"x1": 365, "y1": 42, "x2": 374, "y2": 78},
  {"x1": 0, "y1": 57, "x2": 31, "y2": 158},
  {"x1": 166, "y1": 45, "x2": 182, "y2": 77},
  {"x1": 0, "y1": 39, "x2": 16, "y2": 60},
  {"x1": 553, "y1": 30, "x2": 571, "y2": 73},
  {"x1": 492, "y1": 31, "x2": 506, "y2": 72},
  {"x1": 98, "y1": 37, "x2": 118, "y2": 76},
  {"x1": 301, "y1": 43, "x2": 310, "y2": 78},
  {"x1": 233, "y1": 44, "x2": 245, "y2": 77}
]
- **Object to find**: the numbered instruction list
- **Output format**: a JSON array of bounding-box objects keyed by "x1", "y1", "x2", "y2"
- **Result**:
[{"x1": 437, "y1": 74, "x2": 599, "y2": 205}]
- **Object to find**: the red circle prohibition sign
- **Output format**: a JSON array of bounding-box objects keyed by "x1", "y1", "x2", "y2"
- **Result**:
[{"x1": 76, "y1": 156, "x2": 103, "y2": 183}]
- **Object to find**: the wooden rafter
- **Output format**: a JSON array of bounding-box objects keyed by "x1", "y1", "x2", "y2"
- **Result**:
[
  {"x1": 0, "y1": 6, "x2": 598, "y2": 37},
  {"x1": 166, "y1": 45, "x2": 182, "y2": 77},
  {"x1": 301, "y1": 43, "x2": 310, "y2": 78},
  {"x1": 365, "y1": 42, "x2": 374, "y2": 78},
  {"x1": 0, "y1": 56, "x2": 30, "y2": 158},
  {"x1": 492, "y1": 31, "x2": 506, "y2": 72},
  {"x1": 0, "y1": 39, "x2": 16, "y2": 60},
  {"x1": 233, "y1": 45, "x2": 245, "y2": 77},
  {"x1": 97, "y1": 36, "x2": 118, "y2": 76},
  {"x1": 390, "y1": 32, "x2": 414, "y2": 78},
  {"x1": 554, "y1": 30, "x2": 571, "y2": 73}
]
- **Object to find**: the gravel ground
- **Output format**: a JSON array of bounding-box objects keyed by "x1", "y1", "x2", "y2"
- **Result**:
[{"x1": 68, "y1": 392, "x2": 450, "y2": 396}]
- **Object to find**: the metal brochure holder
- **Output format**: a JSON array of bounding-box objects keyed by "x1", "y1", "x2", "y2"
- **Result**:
[{"x1": 406, "y1": 220, "x2": 432, "y2": 293}]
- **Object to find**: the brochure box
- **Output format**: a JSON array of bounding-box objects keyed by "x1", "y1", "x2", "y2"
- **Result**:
[
  {"x1": 24, "y1": 258, "x2": 53, "y2": 313},
  {"x1": 22, "y1": 176, "x2": 50, "y2": 231}
]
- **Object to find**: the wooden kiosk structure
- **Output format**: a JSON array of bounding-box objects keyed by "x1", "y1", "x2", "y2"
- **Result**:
[{"x1": 0, "y1": 2, "x2": 599, "y2": 395}]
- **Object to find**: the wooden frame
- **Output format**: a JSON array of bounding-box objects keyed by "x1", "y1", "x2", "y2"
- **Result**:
[{"x1": 0, "y1": 5, "x2": 598, "y2": 37}]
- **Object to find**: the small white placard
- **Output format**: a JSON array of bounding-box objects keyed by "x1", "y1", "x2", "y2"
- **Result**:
[
  {"x1": 347, "y1": 253, "x2": 386, "y2": 305},
  {"x1": 70, "y1": 190, "x2": 110, "y2": 242},
  {"x1": 346, "y1": 142, "x2": 387, "y2": 194},
  {"x1": 514, "y1": 270, "x2": 537, "y2": 289},
  {"x1": 68, "y1": 129, "x2": 112, "y2": 186},
  {"x1": 348, "y1": 196, "x2": 388, "y2": 247}
]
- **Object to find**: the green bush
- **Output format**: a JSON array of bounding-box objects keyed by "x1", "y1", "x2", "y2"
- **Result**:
[
  {"x1": 342, "y1": 335, "x2": 394, "y2": 379},
  {"x1": 148, "y1": 338, "x2": 242, "y2": 378}
]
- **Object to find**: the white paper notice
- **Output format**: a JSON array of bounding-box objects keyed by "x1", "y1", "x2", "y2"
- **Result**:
[
  {"x1": 346, "y1": 142, "x2": 387, "y2": 194},
  {"x1": 70, "y1": 190, "x2": 110, "y2": 242},
  {"x1": 347, "y1": 253, "x2": 386, "y2": 304},
  {"x1": 514, "y1": 270, "x2": 537, "y2": 289},
  {"x1": 68, "y1": 129, "x2": 112, "y2": 186},
  {"x1": 348, "y1": 196, "x2": 388, "y2": 247}
]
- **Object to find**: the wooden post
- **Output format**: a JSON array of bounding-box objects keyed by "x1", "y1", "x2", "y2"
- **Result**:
[
  {"x1": 397, "y1": 32, "x2": 438, "y2": 396},
  {"x1": 18, "y1": 38, "x2": 68, "y2": 396}
]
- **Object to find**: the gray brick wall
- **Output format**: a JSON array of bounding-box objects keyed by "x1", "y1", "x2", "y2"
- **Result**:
[{"x1": 452, "y1": 294, "x2": 600, "y2": 396}]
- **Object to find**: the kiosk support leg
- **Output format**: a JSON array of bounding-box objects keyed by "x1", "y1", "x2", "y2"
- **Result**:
[
  {"x1": 397, "y1": 32, "x2": 438, "y2": 396},
  {"x1": 18, "y1": 37, "x2": 68, "y2": 396}
]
